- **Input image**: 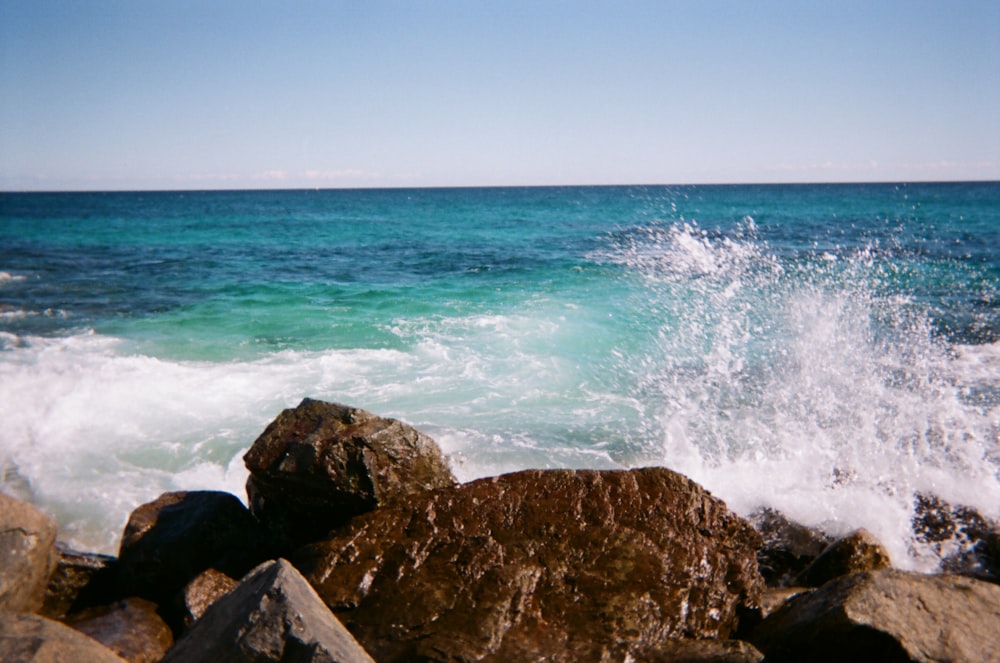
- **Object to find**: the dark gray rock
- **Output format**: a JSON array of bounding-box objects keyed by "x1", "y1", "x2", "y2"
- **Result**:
[
  {"x1": 0, "y1": 491, "x2": 58, "y2": 613},
  {"x1": 161, "y1": 559, "x2": 374, "y2": 663},
  {"x1": 792, "y1": 528, "x2": 892, "y2": 587},
  {"x1": 293, "y1": 467, "x2": 764, "y2": 663},
  {"x1": 0, "y1": 611, "x2": 126, "y2": 663},
  {"x1": 750, "y1": 569, "x2": 1000, "y2": 662},
  {"x1": 244, "y1": 399, "x2": 456, "y2": 549},
  {"x1": 116, "y1": 490, "x2": 274, "y2": 611},
  {"x1": 65, "y1": 597, "x2": 173, "y2": 663},
  {"x1": 912, "y1": 492, "x2": 999, "y2": 581},
  {"x1": 747, "y1": 508, "x2": 833, "y2": 587},
  {"x1": 41, "y1": 545, "x2": 119, "y2": 619}
]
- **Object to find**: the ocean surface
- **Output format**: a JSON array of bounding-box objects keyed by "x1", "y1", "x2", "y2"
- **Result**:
[{"x1": 1, "y1": 183, "x2": 998, "y2": 568}]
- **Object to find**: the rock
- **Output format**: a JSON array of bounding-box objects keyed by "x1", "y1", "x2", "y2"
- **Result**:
[
  {"x1": 912, "y1": 492, "x2": 999, "y2": 580},
  {"x1": 65, "y1": 597, "x2": 173, "y2": 663},
  {"x1": 0, "y1": 611, "x2": 126, "y2": 663},
  {"x1": 116, "y1": 490, "x2": 274, "y2": 613},
  {"x1": 750, "y1": 569, "x2": 1000, "y2": 662},
  {"x1": 176, "y1": 568, "x2": 239, "y2": 629},
  {"x1": 293, "y1": 467, "x2": 764, "y2": 663},
  {"x1": 161, "y1": 559, "x2": 374, "y2": 663},
  {"x1": 747, "y1": 508, "x2": 832, "y2": 587},
  {"x1": 0, "y1": 491, "x2": 58, "y2": 613},
  {"x1": 244, "y1": 399, "x2": 456, "y2": 548},
  {"x1": 633, "y1": 639, "x2": 764, "y2": 662},
  {"x1": 792, "y1": 528, "x2": 891, "y2": 587},
  {"x1": 41, "y1": 545, "x2": 119, "y2": 619}
]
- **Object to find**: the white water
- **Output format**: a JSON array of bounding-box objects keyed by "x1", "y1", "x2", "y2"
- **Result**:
[{"x1": 1, "y1": 223, "x2": 998, "y2": 572}]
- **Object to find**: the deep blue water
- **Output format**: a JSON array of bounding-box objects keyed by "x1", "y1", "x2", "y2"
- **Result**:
[{"x1": 1, "y1": 183, "x2": 998, "y2": 565}]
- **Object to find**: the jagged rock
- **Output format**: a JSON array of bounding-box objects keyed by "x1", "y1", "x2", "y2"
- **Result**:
[
  {"x1": 750, "y1": 569, "x2": 1000, "y2": 662},
  {"x1": 161, "y1": 559, "x2": 374, "y2": 663},
  {"x1": 293, "y1": 467, "x2": 764, "y2": 663},
  {"x1": 0, "y1": 491, "x2": 58, "y2": 613},
  {"x1": 792, "y1": 528, "x2": 891, "y2": 587},
  {"x1": 747, "y1": 508, "x2": 832, "y2": 587},
  {"x1": 0, "y1": 611, "x2": 126, "y2": 662},
  {"x1": 65, "y1": 597, "x2": 173, "y2": 663},
  {"x1": 176, "y1": 568, "x2": 238, "y2": 629},
  {"x1": 912, "y1": 492, "x2": 999, "y2": 581},
  {"x1": 244, "y1": 399, "x2": 456, "y2": 549},
  {"x1": 633, "y1": 639, "x2": 764, "y2": 662},
  {"x1": 116, "y1": 490, "x2": 274, "y2": 613},
  {"x1": 41, "y1": 545, "x2": 119, "y2": 619}
]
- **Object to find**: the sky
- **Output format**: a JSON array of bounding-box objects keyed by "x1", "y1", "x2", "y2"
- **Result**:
[{"x1": 1, "y1": 0, "x2": 998, "y2": 190}]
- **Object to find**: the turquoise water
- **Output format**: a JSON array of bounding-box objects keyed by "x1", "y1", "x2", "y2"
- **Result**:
[{"x1": 1, "y1": 183, "x2": 998, "y2": 566}]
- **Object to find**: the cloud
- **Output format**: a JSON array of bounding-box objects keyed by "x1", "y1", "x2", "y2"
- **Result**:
[{"x1": 303, "y1": 169, "x2": 383, "y2": 182}]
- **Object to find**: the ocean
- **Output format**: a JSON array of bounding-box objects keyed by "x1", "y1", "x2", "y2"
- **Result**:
[{"x1": 1, "y1": 183, "x2": 998, "y2": 569}]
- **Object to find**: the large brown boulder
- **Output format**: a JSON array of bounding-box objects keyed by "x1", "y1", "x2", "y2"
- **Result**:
[
  {"x1": 176, "y1": 568, "x2": 239, "y2": 629},
  {"x1": 0, "y1": 491, "x2": 58, "y2": 613},
  {"x1": 244, "y1": 399, "x2": 457, "y2": 548},
  {"x1": 293, "y1": 467, "x2": 764, "y2": 663},
  {"x1": 161, "y1": 559, "x2": 374, "y2": 663},
  {"x1": 747, "y1": 508, "x2": 832, "y2": 587},
  {"x1": 750, "y1": 569, "x2": 1000, "y2": 662},
  {"x1": 65, "y1": 597, "x2": 173, "y2": 663},
  {"x1": 0, "y1": 611, "x2": 126, "y2": 663},
  {"x1": 116, "y1": 490, "x2": 274, "y2": 611}
]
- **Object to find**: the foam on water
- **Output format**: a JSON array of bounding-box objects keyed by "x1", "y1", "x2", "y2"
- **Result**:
[{"x1": 601, "y1": 220, "x2": 1000, "y2": 570}]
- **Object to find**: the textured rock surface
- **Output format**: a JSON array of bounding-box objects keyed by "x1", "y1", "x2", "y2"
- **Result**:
[
  {"x1": 0, "y1": 491, "x2": 58, "y2": 613},
  {"x1": 65, "y1": 597, "x2": 173, "y2": 663},
  {"x1": 750, "y1": 569, "x2": 1000, "y2": 662},
  {"x1": 792, "y1": 528, "x2": 892, "y2": 587},
  {"x1": 294, "y1": 467, "x2": 764, "y2": 663},
  {"x1": 633, "y1": 639, "x2": 764, "y2": 662},
  {"x1": 117, "y1": 490, "x2": 273, "y2": 609},
  {"x1": 912, "y1": 492, "x2": 999, "y2": 581},
  {"x1": 162, "y1": 559, "x2": 374, "y2": 663},
  {"x1": 41, "y1": 545, "x2": 119, "y2": 619},
  {"x1": 244, "y1": 399, "x2": 456, "y2": 548},
  {"x1": 0, "y1": 611, "x2": 126, "y2": 663},
  {"x1": 747, "y1": 508, "x2": 832, "y2": 587},
  {"x1": 177, "y1": 568, "x2": 239, "y2": 629}
]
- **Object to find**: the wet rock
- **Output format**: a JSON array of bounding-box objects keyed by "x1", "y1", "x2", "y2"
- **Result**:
[
  {"x1": 792, "y1": 528, "x2": 891, "y2": 587},
  {"x1": 912, "y1": 492, "x2": 999, "y2": 581},
  {"x1": 176, "y1": 568, "x2": 239, "y2": 629},
  {"x1": 116, "y1": 490, "x2": 273, "y2": 612},
  {"x1": 747, "y1": 508, "x2": 832, "y2": 587},
  {"x1": 161, "y1": 559, "x2": 374, "y2": 663},
  {"x1": 0, "y1": 491, "x2": 58, "y2": 613},
  {"x1": 293, "y1": 467, "x2": 764, "y2": 663},
  {"x1": 750, "y1": 569, "x2": 1000, "y2": 662},
  {"x1": 244, "y1": 399, "x2": 456, "y2": 549},
  {"x1": 0, "y1": 611, "x2": 126, "y2": 663},
  {"x1": 65, "y1": 597, "x2": 173, "y2": 663},
  {"x1": 41, "y1": 545, "x2": 119, "y2": 619}
]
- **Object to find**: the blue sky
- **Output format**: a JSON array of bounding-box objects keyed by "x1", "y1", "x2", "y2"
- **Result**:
[{"x1": 1, "y1": 1, "x2": 998, "y2": 190}]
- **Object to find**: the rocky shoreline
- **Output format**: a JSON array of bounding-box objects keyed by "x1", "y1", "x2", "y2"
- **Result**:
[{"x1": 3, "y1": 398, "x2": 999, "y2": 662}]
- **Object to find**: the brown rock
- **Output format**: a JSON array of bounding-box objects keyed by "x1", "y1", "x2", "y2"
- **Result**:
[
  {"x1": 792, "y1": 528, "x2": 891, "y2": 587},
  {"x1": 161, "y1": 559, "x2": 374, "y2": 663},
  {"x1": 176, "y1": 568, "x2": 238, "y2": 629},
  {"x1": 747, "y1": 508, "x2": 833, "y2": 587},
  {"x1": 912, "y1": 492, "x2": 999, "y2": 580},
  {"x1": 244, "y1": 399, "x2": 456, "y2": 548},
  {"x1": 65, "y1": 597, "x2": 173, "y2": 663},
  {"x1": 116, "y1": 490, "x2": 273, "y2": 611},
  {"x1": 634, "y1": 639, "x2": 764, "y2": 662},
  {"x1": 0, "y1": 611, "x2": 126, "y2": 663},
  {"x1": 293, "y1": 467, "x2": 764, "y2": 663},
  {"x1": 750, "y1": 569, "x2": 1000, "y2": 662},
  {"x1": 0, "y1": 491, "x2": 58, "y2": 613},
  {"x1": 41, "y1": 545, "x2": 119, "y2": 619}
]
